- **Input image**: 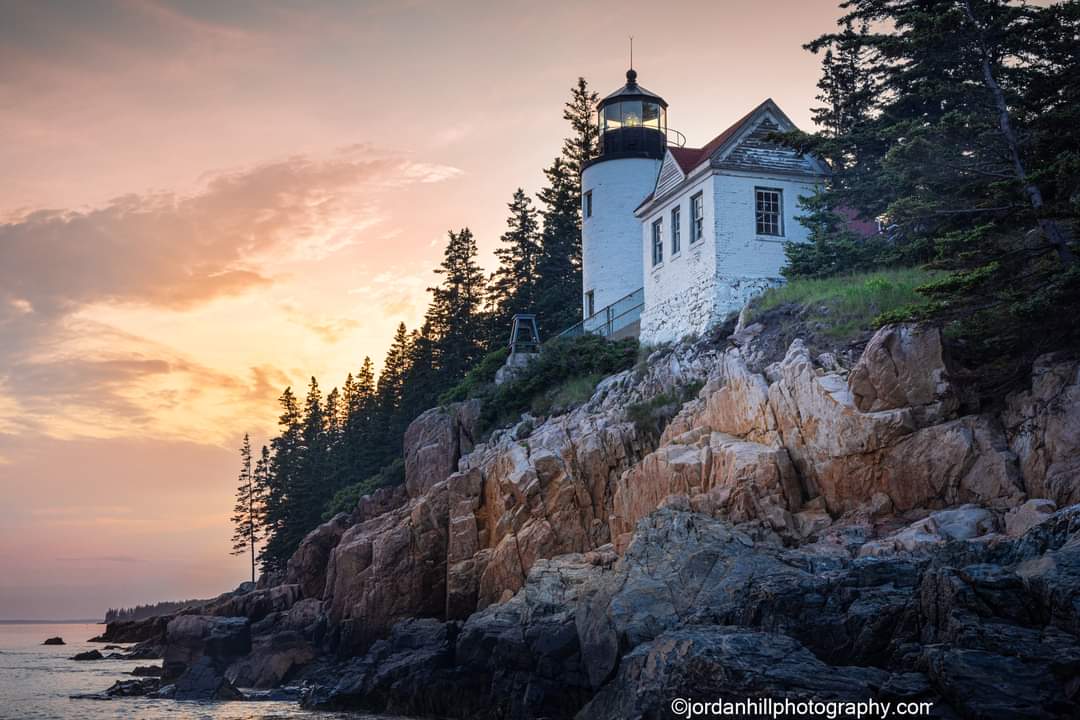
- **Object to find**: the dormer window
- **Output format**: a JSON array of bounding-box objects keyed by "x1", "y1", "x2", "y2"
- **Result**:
[{"x1": 755, "y1": 188, "x2": 783, "y2": 236}]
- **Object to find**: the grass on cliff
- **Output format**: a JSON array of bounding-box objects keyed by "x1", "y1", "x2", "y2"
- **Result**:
[
  {"x1": 748, "y1": 267, "x2": 936, "y2": 339},
  {"x1": 322, "y1": 458, "x2": 405, "y2": 520},
  {"x1": 441, "y1": 334, "x2": 639, "y2": 434}
]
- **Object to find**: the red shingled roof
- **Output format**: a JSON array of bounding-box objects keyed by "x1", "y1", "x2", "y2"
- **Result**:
[{"x1": 666, "y1": 99, "x2": 772, "y2": 175}]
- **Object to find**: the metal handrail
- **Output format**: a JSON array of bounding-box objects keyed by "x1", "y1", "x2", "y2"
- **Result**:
[
  {"x1": 666, "y1": 128, "x2": 687, "y2": 148},
  {"x1": 554, "y1": 287, "x2": 645, "y2": 342}
]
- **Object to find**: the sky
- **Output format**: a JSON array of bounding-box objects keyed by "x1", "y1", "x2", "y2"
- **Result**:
[{"x1": 0, "y1": 0, "x2": 846, "y2": 620}]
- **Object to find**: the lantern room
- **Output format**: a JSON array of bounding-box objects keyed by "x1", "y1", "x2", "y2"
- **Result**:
[{"x1": 596, "y1": 69, "x2": 669, "y2": 160}]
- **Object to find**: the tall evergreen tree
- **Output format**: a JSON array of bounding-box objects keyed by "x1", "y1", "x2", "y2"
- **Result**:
[
  {"x1": 535, "y1": 157, "x2": 583, "y2": 335},
  {"x1": 489, "y1": 188, "x2": 542, "y2": 341},
  {"x1": 293, "y1": 377, "x2": 328, "y2": 540},
  {"x1": 377, "y1": 323, "x2": 412, "y2": 418},
  {"x1": 785, "y1": 0, "x2": 1079, "y2": 397},
  {"x1": 426, "y1": 228, "x2": 488, "y2": 383},
  {"x1": 535, "y1": 78, "x2": 599, "y2": 336},
  {"x1": 561, "y1": 77, "x2": 600, "y2": 200},
  {"x1": 260, "y1": 387, "x2": 303, "y2": 571},
  {"x1": 340, "y1": 358, "x2": 381, "y2": 482},
  {"x1": 230, "y1": 434, "x2": 263, "y2": 584}
]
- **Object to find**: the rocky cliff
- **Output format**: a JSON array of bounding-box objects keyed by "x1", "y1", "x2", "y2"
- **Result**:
[{"x1": 118, "y1": 321, "x2": 1080, "y2": 717}]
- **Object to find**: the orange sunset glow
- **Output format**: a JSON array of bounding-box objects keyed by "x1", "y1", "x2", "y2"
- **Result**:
[{"x1": 0, "y1": 0, "x2": 844, "y2": 620}]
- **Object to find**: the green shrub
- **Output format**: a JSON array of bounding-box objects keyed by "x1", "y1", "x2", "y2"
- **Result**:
[
  {"x1": 531, "y1": 373, "x2": 604, "y2": 416},
  {"x1": 624, "y1": 380, "x2": 704, "y2": 436},
  {"x1": 748, "y1": 267, "x2": 936, "y2": 340},
  {"x1": 322, "y1": 458, "x2": 405, "y2": 520},
  {"x1": 476, "y1": 334, "x2": 638, "y2": 432},
  {"x1": 439, "y1": 347, "x2": 509, "y2": 404}
]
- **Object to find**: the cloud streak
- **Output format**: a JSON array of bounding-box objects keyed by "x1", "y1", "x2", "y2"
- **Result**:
[{"x1": 0, "y1": 148, "x2": 461, "y2": 443}]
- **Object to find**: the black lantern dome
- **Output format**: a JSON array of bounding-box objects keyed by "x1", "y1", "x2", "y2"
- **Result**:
[{"x1": 595, "y1": 69, "x2": 669, "y2": 161}]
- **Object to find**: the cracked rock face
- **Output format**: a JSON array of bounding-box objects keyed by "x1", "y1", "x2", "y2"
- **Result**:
[{"x1": 137, "y1": 320, "x2": 1079, "y2": 718}]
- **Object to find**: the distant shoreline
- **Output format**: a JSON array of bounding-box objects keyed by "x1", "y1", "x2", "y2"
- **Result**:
[{"x1": 0, "y1": 619, "x2": 101, "y2": 625}]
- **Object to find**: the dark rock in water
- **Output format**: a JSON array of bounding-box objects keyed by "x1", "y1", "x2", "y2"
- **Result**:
[
  {"x1": 172, "y1": 656, "x2": 243, "y2": 701},
  {"x1": 70, "y1": 649, "x2": 103, "y2": 661},
  {"x1": 131, "y1": 665, "x2": 163, "y2": 677},
  {"x1": 106, "y1": 677, "x2": 160, "y2": 697},
  {"x1": 89, "y1": 615, "x2": 169, "y2": 644},
  {"x1": 579, "y1": 627, "x2": 893, "y2": 719},
  {"x1": 225, "y1": 628, "x2": 316, "y2": 689},
  {"x1": 296, "y1": 507, "x2": 1080, "y2": 720},
  {"x1": 103, "y1": 644, "x2": 124, "y2": 650},
  {"x1": 242, "y1": 686, "x2": 302, "y2": 701},
  {"x1": 42, "y1": 637, "x2": 64, "y2": 645},
  {"x1": 305, "y1": 618, "x2": 465, "y2": 715},
  {"x1": 124, "y1": 638, "x2": 164, "y2": 660},
  {"x1": 162, "y1": 615, "x2": 251, "y2": 683}
]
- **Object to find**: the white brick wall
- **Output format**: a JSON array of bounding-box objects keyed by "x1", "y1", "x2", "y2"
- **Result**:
[
  {"x1": 581, "y1": 157, "x2": 662, "y2": 316},
  {"x1": 640, "y1": 170, "x2": 820, "y2": 344}
]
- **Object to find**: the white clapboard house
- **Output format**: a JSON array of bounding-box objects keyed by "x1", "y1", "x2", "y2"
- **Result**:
[{"x1": 578, "y1": 68, "x2": 835, "y2": 344}]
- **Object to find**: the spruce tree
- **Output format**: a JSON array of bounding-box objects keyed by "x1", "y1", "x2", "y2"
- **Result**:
[
  {"x1": 426, "y1": 228, "x2": 488, "y2": 384},
  {"x1": 785, "y1": 0, "x2": 1079, "y2": 397},
  {"x1": 261, "y1": 387, "x2": 303, "y2": 571},
  {"x1": 534, "y1": 79, "x2": 599, "y2": 336},
  {"x1": 489, "y1": 188, "x2": 542, "y2": 341},
  {"x1": 230, "y1": 433, "x2": 263, "y2": 584},
  {"x1": 293, "y1": 377, "x2": 328, "y2": 541},
  {"x1": 561, "y1": 77, "x2": 600, "y2": 200},
  {"x1": 535, "y1": 157, "x2": 583, "y2": 335}
]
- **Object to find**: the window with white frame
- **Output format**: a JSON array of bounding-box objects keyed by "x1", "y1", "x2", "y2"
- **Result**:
[
  {"x1": 651, "y1": 219, "x2": 663, "y2": 266},
  {"x1": 670, "y1": 206, "x2": 681, "y2": 255},
  {"x1": 690, "y1": 192, "x2": 704, "y2": 243},
  {"x1": 583, "y1": 190, "x2": 592, "y2": 218},
  {"x1": 585, "y1": 290, "x2": 595, "y2": 317},
  {"x1": 755, "y1": 187, "x2": 783, "y2": 236}
]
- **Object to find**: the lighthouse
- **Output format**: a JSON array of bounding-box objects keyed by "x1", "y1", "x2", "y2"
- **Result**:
[{"x1": 580, "y1": 68, "x2": 672, "y2": 321}]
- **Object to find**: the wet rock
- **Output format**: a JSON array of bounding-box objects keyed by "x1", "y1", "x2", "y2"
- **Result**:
[
  {"x1": 172, "y1": 656, "x2": 243, "y2": 701},
  {"x1": 70, "y1": 649, "x2": 103, "y2": 661},
  {"x1": 579, "y1": 627, "x2": 893, "y2": 720},
  {"x1": 102, "y1": 677, "x2": 160, "y2": 697},
  {"x1": 162, "y1": 615, "x2": 251, "y2": 684},
  {"x1": 42, "y1": 637, "x2": 64, "y2": 645},
  {"x1": 130, "y1": 665, "x2": 162, "y2": 677}
]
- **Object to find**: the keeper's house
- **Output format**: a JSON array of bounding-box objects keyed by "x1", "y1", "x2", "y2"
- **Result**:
[{"x1": 580, "y1": 68, "x2": 833, "y2": 344}]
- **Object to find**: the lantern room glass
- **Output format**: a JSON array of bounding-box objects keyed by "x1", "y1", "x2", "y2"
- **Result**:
[{"x1": 600, "y1": 101, "x2": 666, "y2": 135}]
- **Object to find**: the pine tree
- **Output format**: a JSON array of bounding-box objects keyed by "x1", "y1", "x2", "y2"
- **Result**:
[
  {"x1": 489, "y1": 188, "x2": 542, "y2": 341},
  {"x1": 293, "y1": 377, "x2": 328, "y2": 540},
  {"x1": 534, "y1": 79, "x2": 599, "y2": 336},
  {"x1": 426, "y1": 228, "x2": 488, "y2": 384},
  {"x1": 260, "y1": 387, "x2": 303, "y2": 571},
  {"x1": 230, "y1": 433, "x2": 263, "y2": 584},
  {"x1": 785, "y1": 0, "x2": 1079, "y2": 397},
  {"x1": 561, "y1": 77, "x2": 600, "y2": 201},
  {"x1": 340, "y1": 357, "x2": 381, "y2": 483},
  {"x1": 377, "y1": 323, "x2": 412, "y2": 418},
  {"x1": 535, "y1": 157, "x2": 582, "y2": 335}
]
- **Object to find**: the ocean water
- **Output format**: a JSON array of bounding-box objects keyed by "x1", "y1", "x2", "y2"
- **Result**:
[{"x1": 0, "y1": 622, "x2": 406, "y2": 720}]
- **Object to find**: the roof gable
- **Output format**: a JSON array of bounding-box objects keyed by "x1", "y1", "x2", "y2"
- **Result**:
[
  {"x1": 709, "y1": 100, "x2": 826, "y2": 175},
  {"x1": 654, "y1": 151, "x2": 688, "y2": 197}
]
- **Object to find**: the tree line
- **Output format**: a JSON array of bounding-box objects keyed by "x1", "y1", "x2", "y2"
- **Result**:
[
  {"x1": 231, "y1": 79, "x2": 599, "y2": 574},
  {"x1": 783, "y1": 0, "x2": 1079, "y2": 396}
]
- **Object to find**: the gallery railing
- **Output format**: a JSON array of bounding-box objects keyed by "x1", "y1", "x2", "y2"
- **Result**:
[{"x1": 554, "y1": 287, "x2": 644, "y2": 342}]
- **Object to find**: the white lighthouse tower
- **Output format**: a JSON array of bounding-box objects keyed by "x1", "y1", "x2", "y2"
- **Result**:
[{"x1": 580, "y1": 69, "x2": 671, "y2": 324}]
